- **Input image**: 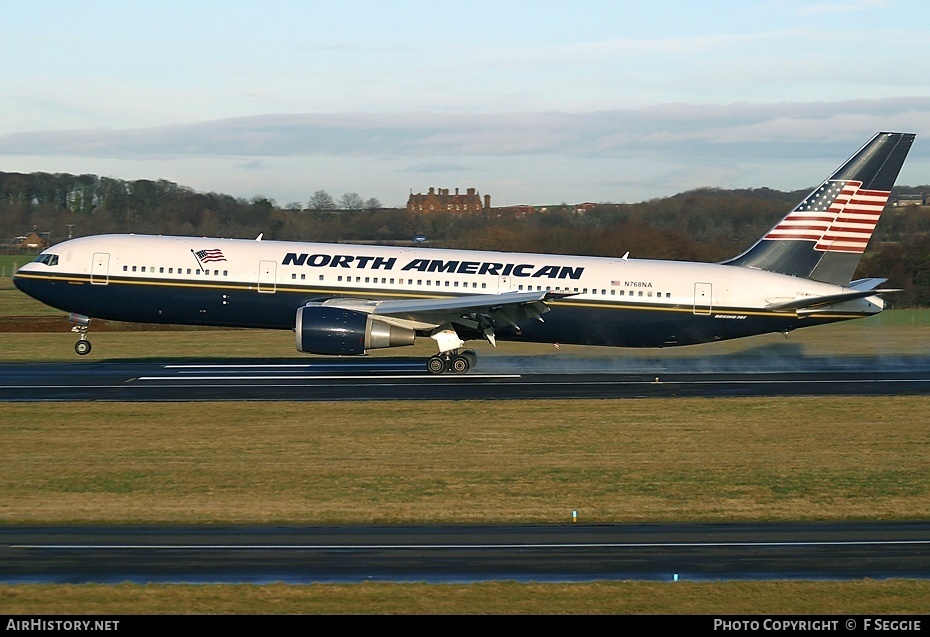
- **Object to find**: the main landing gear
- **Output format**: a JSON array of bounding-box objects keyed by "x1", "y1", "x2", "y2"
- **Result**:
[
  {"x1": 427, "y1": 349, "x2": 477, "y2": 375},
  {"x1": 70, "y1": 313, "x2": 92, "y2": 356}
]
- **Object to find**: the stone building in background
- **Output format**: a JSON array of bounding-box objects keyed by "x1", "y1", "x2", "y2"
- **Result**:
[{"x1": 406, "y1": 187, "x2": 490, "y2": 213}]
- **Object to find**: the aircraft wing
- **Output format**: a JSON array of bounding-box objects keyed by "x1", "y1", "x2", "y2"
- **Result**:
[
  {"x1": 373, "y1": 289, "x2": 567, "y2": 318},
  {"x1": 315, "y1": 290, "x2": 574, "y2": 341}
]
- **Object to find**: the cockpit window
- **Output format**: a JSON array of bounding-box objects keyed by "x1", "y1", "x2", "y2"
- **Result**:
[{"x1": 34, "y1": 254, "x2": 59, "y2": 266}]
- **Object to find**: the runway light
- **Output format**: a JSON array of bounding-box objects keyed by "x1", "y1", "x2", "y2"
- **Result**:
[
  {"x1": 572, "y1": 510, "x2": 577, "y2": 523},
  {"x1": 673, "y1": 574, "x2": 679, "y2": 582}
]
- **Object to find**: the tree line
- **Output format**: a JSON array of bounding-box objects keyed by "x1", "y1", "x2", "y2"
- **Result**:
[{"x1": 2, "y1": 171, "x2": 929, "y2": 307}]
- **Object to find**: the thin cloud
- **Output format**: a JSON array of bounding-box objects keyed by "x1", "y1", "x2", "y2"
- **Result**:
[{"x1": 2, "y1": 98, "x2": 926, "y2": 160}]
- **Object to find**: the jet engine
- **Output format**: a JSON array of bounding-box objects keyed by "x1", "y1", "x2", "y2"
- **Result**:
[{"x1": 295, "y1": 305, "x2": 415, "y2": 355}]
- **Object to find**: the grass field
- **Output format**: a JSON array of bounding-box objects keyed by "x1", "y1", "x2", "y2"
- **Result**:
[
  {"x1": 2, "y1": 262, "x2": 930, "y2": 614},
  {"x1": 0, "y1": 253, "x2": 27, "y2": 274},
  {"x1": 3, "y1": 398, "x2": 929, "y2": 525},
  {"x1": 2, "y1": 580, "x2": 929, "y2": 615}
]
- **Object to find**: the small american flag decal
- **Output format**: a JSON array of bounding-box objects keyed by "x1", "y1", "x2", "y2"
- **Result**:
[{"x1": 195, "y1": 249, "x2": 227, "y2": 263}]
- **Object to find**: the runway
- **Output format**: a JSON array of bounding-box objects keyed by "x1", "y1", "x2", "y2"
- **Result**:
[
  {"x1": 1, "y1": 354, "x2": 930, "y2": 401},
  {"x1": 3, "y1": 522, "x2": 929, "y2": 584}
]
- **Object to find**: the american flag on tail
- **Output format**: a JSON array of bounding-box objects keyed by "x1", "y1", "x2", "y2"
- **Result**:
[{"x1": 763, "y1": 179, "x2": 890, "y2": 254}]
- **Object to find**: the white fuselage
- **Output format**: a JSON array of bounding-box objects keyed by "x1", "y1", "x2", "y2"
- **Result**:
[{"x1": 14, "y1": 233, "x2": 883, "y2": 350}]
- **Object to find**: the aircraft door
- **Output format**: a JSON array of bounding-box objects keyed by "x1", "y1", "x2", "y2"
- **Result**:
[
  {"x1": 90, "y1": 252, "x2": 110, "y2": 285},
  {"x1": 497, "y1": 276, "x2": 512, "y2": 293},
  {"x1": 693, "y1": 282, "x2": 712, "y2": 315},
  {"x1": 258, "y1": 260, "x2": 277, "y2": 293}
]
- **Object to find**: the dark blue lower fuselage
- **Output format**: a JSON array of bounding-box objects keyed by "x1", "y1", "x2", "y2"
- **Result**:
[{"x1": 13, "y1": 272, "x2": 850, "y2": 349}]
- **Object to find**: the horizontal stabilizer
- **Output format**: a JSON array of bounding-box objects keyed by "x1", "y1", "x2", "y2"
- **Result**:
[
  {"x1": 765, "y1": 288, "x2": 899, "y2": 312},
  {"x1": 848, "y1": 277, "x2": 888, "y2": 291}
]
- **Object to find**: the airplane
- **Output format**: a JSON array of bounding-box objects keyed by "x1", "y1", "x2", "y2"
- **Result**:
[{"x1": 13, "y1": 131, "x2": 915, "y2": 374}]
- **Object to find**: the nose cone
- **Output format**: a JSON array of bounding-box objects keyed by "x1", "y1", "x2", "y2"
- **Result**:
[
  {"x1": 12, "y1": 270, "x2": 28, "y2": 294},
  {"x1": 12, "y1": 265, "x2": 39, "y2": 299}
]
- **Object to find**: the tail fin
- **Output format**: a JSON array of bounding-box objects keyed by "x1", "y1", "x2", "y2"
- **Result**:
[{"x1": 724, "y1": 132, "x2": 915, "y2": 285}]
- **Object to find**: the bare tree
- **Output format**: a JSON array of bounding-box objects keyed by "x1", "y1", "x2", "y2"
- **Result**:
[
  {"x1": 308, "y1": 190, "x2": 336, "y2": 211},
  {"x1": 339, "y1": 192, "x2": 365, "y2": 210}
]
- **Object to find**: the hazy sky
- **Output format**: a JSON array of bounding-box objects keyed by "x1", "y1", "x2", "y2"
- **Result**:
[{"x1": 2, "y1": 0, "x2": 929, "y2": 208}]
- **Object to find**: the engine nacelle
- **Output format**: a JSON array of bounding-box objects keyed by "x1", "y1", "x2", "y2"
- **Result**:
[{"x1": 295, "y1": 305, "x2": 416, "y2": 355}]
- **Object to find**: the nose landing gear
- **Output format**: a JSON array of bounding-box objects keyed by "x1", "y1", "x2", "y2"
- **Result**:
[{"x1": 70, "y1": 313, "x2": 92, "y2": 356}]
